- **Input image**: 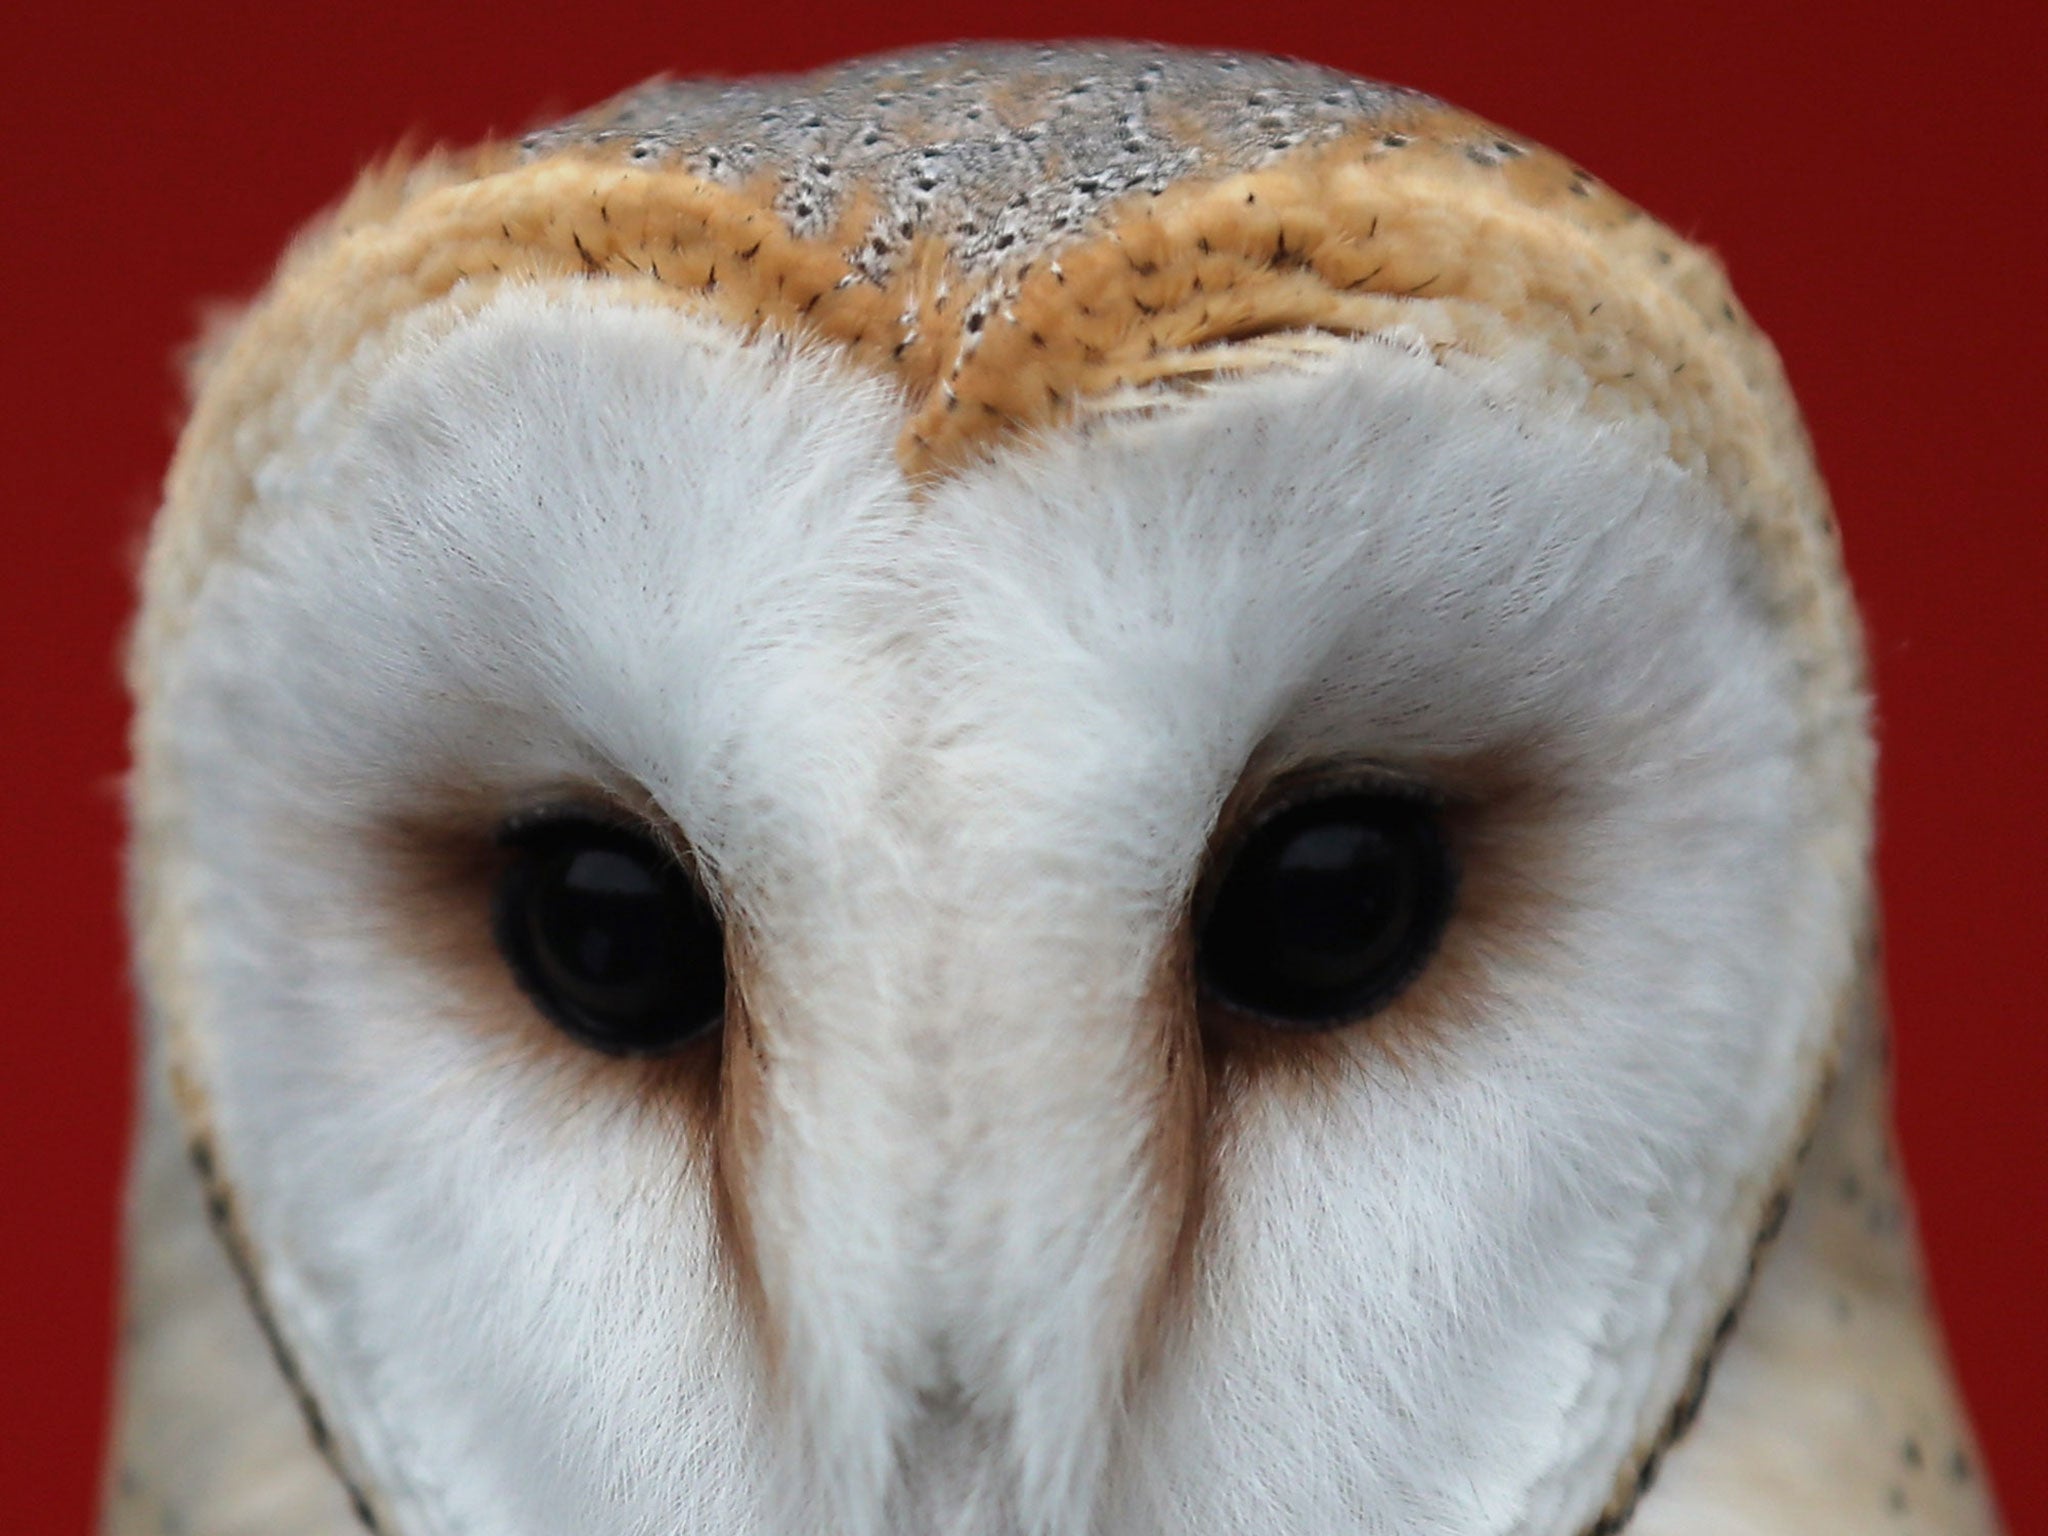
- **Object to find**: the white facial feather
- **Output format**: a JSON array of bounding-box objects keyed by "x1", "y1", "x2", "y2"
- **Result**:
[
  {"x1": 139, "y1": 284, "x2": 1857, "y2": 1535},
  {"x1": 917, "y1": 332, "x2": 1843, "y2": 1533}
]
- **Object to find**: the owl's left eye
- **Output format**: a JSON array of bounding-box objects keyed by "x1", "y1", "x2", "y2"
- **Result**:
[
  {"x1": 1196, "y1": 786, "x2": 1455, "y2": 1030},
  {"x1": 492, "y1": 813, "x2": 725, "y2": 1055}
]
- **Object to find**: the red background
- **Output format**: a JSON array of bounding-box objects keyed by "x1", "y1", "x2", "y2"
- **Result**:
[{"x1": 6, "y1": 2, "x2": 2042, "y2": 1529}]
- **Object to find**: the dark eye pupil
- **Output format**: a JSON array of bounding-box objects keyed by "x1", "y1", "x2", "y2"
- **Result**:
[
  {"x1": 495, "y1": 816, "x2": 725, "y2": 1055},
  {"x1": 1197, "y1": 791, "x2": 1453, "y2": 1028}
]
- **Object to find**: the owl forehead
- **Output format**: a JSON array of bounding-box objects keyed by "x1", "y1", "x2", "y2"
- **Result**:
[
  {"x1": 170, "y1": 44, "x2": 1741, "y2": 471},
  {"x1": 503, "y1": 43, "x2": 1702, "y2": 476},
  {"x1": 148, "y1": 43, "x2": 1858, "y2": 753},
  {"x1": 519, "y1": 44, "x2": 1424, "y2": 275}
]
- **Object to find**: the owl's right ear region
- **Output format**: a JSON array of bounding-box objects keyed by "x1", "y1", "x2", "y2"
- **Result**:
[
  {"x1": 1194, "y1": 787, "x2": 1456, "y2": 1031},
  {"x1": 492, "y1": 810, "x2": 727, "y2": 1056}
]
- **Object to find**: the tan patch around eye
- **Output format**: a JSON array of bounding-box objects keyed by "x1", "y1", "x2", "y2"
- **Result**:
[
  {"x1": 708, "y1": 921, "x2": 773, "y2": 1350},
  {"x1": 356, "y1": 787, "x2": 770, "y2": 1329},
  {"x1": 1127, "y1": 746, "x2": 1584, "y2": 1374},
  {"x1": 1126, "y1": 919, "x2": 1211, "y2": 1382}
]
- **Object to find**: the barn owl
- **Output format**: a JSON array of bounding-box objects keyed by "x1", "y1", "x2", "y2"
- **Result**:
[{"x1": 107, "y1": 42, "x2": 2000, "y2": 1536}]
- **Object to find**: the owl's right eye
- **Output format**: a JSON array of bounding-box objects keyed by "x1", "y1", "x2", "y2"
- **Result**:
[
  {"x1": 1196, "y1": 787, "x2": 1455, "y2": 1030},
  {"x1": 492, "y1": 813, "x2": 726, "y2": 1056}
]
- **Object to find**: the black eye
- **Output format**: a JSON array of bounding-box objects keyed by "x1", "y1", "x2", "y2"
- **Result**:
[
  {"x1": 1196, "y1": 789, "x2": 1455, "y2": 1029},
  {"x1": 493, "y1": 813, "x2": 726, "y2": 1055}
]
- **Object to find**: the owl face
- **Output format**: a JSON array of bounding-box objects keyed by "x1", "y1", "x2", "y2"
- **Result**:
[{"x1": 128, "y1": 46, "x2": 1869, "y2": 1536}]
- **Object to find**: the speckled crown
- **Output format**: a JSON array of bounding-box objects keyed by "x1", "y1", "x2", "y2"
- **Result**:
[{"x1": 153, "y1": 43, "x2": 1850, "y2": 734}]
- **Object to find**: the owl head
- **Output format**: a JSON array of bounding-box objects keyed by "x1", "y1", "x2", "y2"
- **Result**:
[{"x1": 109, "y1": 44, "x2": 1993, "y2": 1536}]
